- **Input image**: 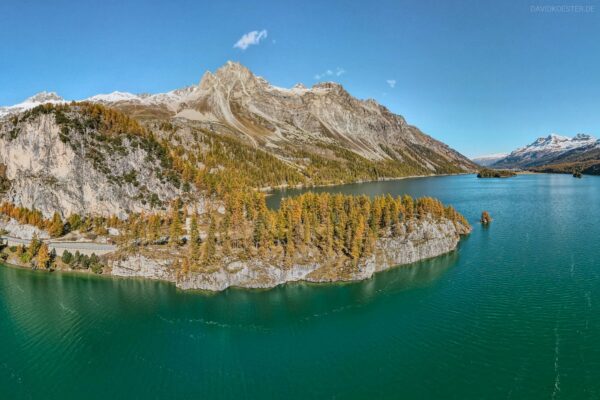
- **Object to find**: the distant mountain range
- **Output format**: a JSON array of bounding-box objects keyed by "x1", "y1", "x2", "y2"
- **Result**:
[
  {"x1": 471, "y1": 153, "x2": 508, "y2": 167},
  {"x1": 473, "y1": 133, "x2": 600, "y2": 173}
]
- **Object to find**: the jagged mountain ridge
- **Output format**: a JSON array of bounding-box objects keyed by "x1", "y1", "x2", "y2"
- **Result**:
[
  {"x1": 100, "y1": 62, "x2": 475, "y2": 172},
  {"x1": 491, "y1": 133, "x2": 598, "y2": 169},
  {"x1": 1, "y1": 62, "x2": 475, "y2": 174}
]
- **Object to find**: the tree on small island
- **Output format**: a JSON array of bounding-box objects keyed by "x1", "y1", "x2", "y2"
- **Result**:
[
  {"x1": 572, "y1": 169, "x2": 582, "y2": 178},
  {"x1": 480, "y1": 211, "x2": 492, "y2": 225},
  {"x1": 477, "y1": 168, "x2": 517, "y2": 178}
]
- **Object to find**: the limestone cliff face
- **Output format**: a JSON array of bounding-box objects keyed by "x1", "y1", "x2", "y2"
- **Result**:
[
  {"x1": 109, "y1": 217, "x2": 469, "y2": 291},
  {"x1": 0, "y1": 217, "x2": 50, "y2": 239},
  {"x1": 0, "y1": 111, "x2": 181, "y2": 218}
]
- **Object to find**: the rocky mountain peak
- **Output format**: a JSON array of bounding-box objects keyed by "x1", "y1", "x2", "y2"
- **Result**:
[
  {"x1": 26, "y1": 91, "x2": 64, "y2": 103},
  {"x1": 312, "y1": 81, "x2": 344, "y2": 91},
  {"x1": 534, "y1": 134, "x2": 568, "y2": 145},
  {"x1": 198, "y1": 61, "x2": 261, "y2": 92},
  {"x1": 213, "y1": 61, "x2": 255, "y2": 82}
]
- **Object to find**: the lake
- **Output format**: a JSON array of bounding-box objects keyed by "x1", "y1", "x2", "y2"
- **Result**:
[{"x1": 2, "y1": 173, "x2": 600, "y2": 399}]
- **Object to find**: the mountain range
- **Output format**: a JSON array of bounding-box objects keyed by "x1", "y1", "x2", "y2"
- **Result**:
[
  {"x1": 2, "y1": 62, "x2": 474, "y2": 168},
  {"x1": 474, "y1": 133, "x2": 600, "y2": 173},
  {"x1": 0, "y1": 62, "x2": 476, "y2": 216},
  {"x1": 0, "y1": 62, "x2": 475, "y2": 217}
]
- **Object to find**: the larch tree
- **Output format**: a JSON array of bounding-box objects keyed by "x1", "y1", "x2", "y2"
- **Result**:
[
  {"x1": 189, "y1": 213, "x2": 200, "y2": 263},
  {"x1": 36, "y1": 243, "x2": 51, "y2": 269},
  {"x1": 169, "y1": 200, "x2": 182, "y2": 247},
  {"x1": 203, "y1": 214, "x2": 217, "y2": 264},
  {"x1": 47, "y1": 212, "x2": 64, "y2": 238}
]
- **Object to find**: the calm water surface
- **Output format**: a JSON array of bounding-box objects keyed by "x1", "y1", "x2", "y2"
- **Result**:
[{"x1": 2, "y1": 174, "x2": 600, "y2": 399}]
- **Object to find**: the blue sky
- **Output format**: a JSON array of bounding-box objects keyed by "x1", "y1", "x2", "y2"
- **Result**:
[{"x1": 1, "y1": 0, "x2": 599, "y2": 157}]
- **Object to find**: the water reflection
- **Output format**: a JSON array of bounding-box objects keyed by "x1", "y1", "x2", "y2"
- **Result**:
[{"x1": 1, "y1": 246, "x2": 461, "y2": 335}]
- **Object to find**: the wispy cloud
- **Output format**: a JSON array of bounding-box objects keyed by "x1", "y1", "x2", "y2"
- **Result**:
[
  {"x1": 233, "y1": 29, "x2": 268, "y2": 50},
  {"x1": 386, "y1": 79, "x2": 396, "y2": 89},
  {"x1": 314, "y1": 67, "x2": 346, "y2": 80}
]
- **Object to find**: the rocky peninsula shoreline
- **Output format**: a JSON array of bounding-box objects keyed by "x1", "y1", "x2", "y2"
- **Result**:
[
  {"x1": 2, "y1": 215, "x2": 470, "y2": 292},
  {"x1": 109, "y1": 217, "x2": 470, "y2": 291}
]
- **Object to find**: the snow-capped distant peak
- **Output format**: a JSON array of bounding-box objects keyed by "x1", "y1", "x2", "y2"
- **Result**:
[
  {"x1": 85, "y1": 91, "x2": 140, "y2": 103},
  {"x1": 26, "y1": 91, "x2": 64, "y2": 103},
  {"x1": 524, "y1": 133, "x2": 596, "y2": 153},
  {"x1": 0, "y1": 91, "x2": 66, "y2": 118},
  {"x1": 492, "y1": 133, "x2": 598, "y2": 169},
  {"x1": 471, "y1": 153, "x2": 509, "y2": 167}
]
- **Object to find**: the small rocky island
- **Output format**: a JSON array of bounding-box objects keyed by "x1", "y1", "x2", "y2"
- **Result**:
[
  {"x1": 477, "y1": 168, "x2": 517, "y2": 178},
  {"x1": 480, "y1": 211, "x2": 492, "y2": 225}
]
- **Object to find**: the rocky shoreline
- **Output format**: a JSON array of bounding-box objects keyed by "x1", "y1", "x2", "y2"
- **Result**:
[
  {"x1": 1, "y1": 216, "x2": 469, "y2": 292},
  {"x1": 109, "y1": 217, "x2": 469, "y2": 291}
]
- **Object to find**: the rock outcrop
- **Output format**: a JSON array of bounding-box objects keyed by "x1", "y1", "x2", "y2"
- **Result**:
[
  {"x1": 0, "y1": 217, "x2": 50, "y2": 239},
  {"x1": 0, "y1": 108, "x2": 181, "y2": 218}
]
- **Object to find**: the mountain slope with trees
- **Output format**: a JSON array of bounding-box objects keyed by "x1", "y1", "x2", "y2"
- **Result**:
[{"x1": 0, "y1": 66, "x2": 474, "y2": 290}]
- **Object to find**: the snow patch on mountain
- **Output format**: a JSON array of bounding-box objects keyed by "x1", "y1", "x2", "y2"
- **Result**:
[
  {"x1": 86, "y1": 91, "x2": 141, "y2": 103},
  {"x1": 0, "y1": 92, "x2": 66, "y2": 118}
]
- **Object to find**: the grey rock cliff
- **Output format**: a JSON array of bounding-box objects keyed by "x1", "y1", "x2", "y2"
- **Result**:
[{"x1": 0, "y1": 112, "x2": 181, "y2": 218}]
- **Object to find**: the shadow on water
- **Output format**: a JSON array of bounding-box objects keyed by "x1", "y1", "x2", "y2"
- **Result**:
[
  {"x1": 1, "y1": 245, "x2": 462, "y2": 334},
  {"x1": 182, "y1": 247, "x2": 463, "y2": 328}
]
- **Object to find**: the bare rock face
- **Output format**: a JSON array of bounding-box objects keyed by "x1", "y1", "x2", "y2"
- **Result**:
[
  {"x1": 108, "y1": 217, "x2": 470, "y2": 291},
  {"x1": 110, "y1": 255, "x2": 176, "y2": 282},
  {"x1": 0, "y1": 217, "x2": 50, "y2": 239},
  {"x1": 355, "y1": 219, "x2": 463, "y2": 279},
  {"x1": 0, "y1": 111, "x2": 181, "y2": 218}
]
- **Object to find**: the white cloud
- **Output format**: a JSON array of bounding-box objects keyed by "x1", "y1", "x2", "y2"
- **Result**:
[
  {"x1": 233, "y1": 29, "x2": 268, "y2": 50},
  {"x1": 386, "y1": 79, "x2": 396, "y2": 88},
  {"x1": 314, "y1": 67, "x2": 346, "y2": 80}
]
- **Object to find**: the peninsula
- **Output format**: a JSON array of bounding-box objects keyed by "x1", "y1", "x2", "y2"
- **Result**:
[{"x1": 0, "y1": 63, "x2": 474, "y2": 291}]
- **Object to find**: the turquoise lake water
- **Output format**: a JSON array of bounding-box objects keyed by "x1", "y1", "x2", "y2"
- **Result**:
[{"x1": 2, "y1": 173, "x2": 600, "y2": 399}]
